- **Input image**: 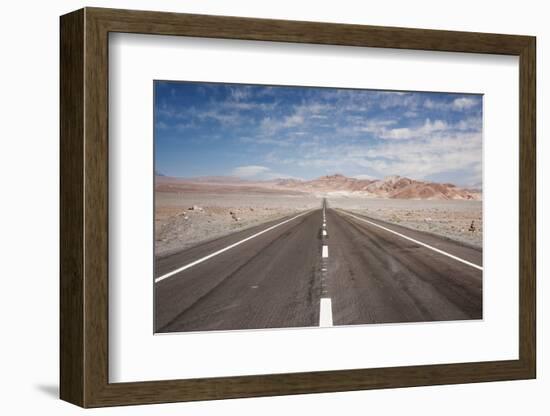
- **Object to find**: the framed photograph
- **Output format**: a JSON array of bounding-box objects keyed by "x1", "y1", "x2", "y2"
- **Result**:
[{"x1": 60, "y1": 7, "x2": 536, "y2": 407}]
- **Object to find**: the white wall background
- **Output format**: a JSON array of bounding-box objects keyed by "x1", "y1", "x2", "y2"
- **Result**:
[{"x1": 0, "y1": 0, "x2": 545, "y2": 414}]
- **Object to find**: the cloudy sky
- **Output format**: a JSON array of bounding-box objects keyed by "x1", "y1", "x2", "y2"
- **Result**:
[{"x1": 154, "y1": 81, "x2": 482, "y2": 187}]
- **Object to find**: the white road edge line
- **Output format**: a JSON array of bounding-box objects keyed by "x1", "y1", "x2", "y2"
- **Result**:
[
  {"x1": 339, "y1": 211, "x2": 483, "y2": 271},
  {"x1": 322, "y1": 245, "x2": 329, "y2": 258},
  {"x1": 155, "y1": 210, "x2": 311, "y2": 283},
  {"x1": 322, "y1": 230, "x2": 327, "y2": 236},
  {"x1": 319, "y1": 298, "x2": 333, "y2": 327}
]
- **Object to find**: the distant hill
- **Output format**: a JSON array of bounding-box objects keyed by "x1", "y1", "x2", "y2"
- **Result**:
[
  {"x1": 156, "y1": 173, "x2": 481, "y2": 200},
  {"x1": 275, "y1": 174, "x2": 481, "y2": 200}
]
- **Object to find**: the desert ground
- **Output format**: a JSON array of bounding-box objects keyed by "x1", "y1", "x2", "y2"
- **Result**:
[
  {"x1": 155, "y1": 185, "x2": 320, "y2": 256},
  {"x1": 328, "y1": 197, "x2": 482, "y2": 249},
  {"x1": 155, "y1": 176, "x2": 482, "y2": 256}
]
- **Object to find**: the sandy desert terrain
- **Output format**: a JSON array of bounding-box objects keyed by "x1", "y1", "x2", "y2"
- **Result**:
[
  {"x1": 328, "y1": 197, "x2": 482, "y2": 249},
  {"x1": 155, "y1": 175, "x2": 482, "y2": 256},
  {"x1": 155, "y1": 182, "x2": 320, "y2": 256}
]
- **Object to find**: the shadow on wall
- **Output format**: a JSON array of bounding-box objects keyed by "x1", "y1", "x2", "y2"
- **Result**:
[{"x1": 35, "y1": 384, "x2": 58, "y2": 399}]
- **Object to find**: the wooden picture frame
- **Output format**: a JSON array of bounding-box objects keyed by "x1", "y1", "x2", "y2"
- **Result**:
[{"x1": 60, "y1": 7, "x2": 536, "y2": 408}]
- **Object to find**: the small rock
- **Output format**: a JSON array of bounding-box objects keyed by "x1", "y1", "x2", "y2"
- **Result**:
[{"x1": 469, "y1": 220, "x2": 476, "y2": 232}]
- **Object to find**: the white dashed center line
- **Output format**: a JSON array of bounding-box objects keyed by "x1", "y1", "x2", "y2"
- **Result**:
[
  {"x1": 319, "y1": 298, "x2": 333, "y2": 327},
  {"x1": 319, "y1": 200, "x2": 333, "y2": 327}
]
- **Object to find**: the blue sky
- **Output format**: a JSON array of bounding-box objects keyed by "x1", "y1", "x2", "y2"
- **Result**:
[{"x1": 154, "y1": 81, "x2": 482, "y2": 187}]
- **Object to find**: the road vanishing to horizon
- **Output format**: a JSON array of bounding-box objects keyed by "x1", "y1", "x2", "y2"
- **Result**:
[{"x1": 154, "y1": 198, "x2": 483, "y2": 333}]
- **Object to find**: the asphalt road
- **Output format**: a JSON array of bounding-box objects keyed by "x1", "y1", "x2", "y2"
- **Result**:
[{"x1": 155, "y1": 200, "x2": 482, "y2": 333}]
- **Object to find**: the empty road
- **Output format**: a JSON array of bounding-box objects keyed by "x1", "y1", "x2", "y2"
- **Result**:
[{"x1": 155, "y1": 199, "x2": 482, "y2": 333}]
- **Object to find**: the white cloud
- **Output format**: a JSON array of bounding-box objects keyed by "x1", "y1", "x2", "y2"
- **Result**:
[
  {"x1": 221, "y1": 100, "x2": 277, "y2": 112},
  {"x1": 378, "y1": 92, "x2": 420, "y2": 110},
  {"x1": 379, "y1": 119, "x2": 447, "y2": 140},
  {"x1": 231, "y1": 94, "x2": 481, "y2": 184},
  {"x1": 240, "y1": 136, "x2": 294, "y2": 147},
  {"x1": 200, "y1": 110, "x2": 241, "y2": 126},
  {"x1": 159, "y1": 84, "x2": 482, "y2": 185},
  {"x1": 259, "y1": 101, "x2": 338, "y2": 136},
  {"x1": 456, "y1": 116, "x2": 483, "y2": 131},
  {"x1": 230, "y1": 165, "x2": 298, "y2": 180},
  {"x1": 356, "y1": 131, "x2": 481, "y2": 183},
  {"x1": 259, "y1": 113, "x2": 305, "y2": 135},
  {"x1": 260, "y1": 117, "x2": 280, "y2": 135},
  {"x1": 231, "y1": 165, "x2": 271, "y2": 178},
  {"x1": 265, "y1": 125, "x2": 482, "y2": 185},
  {"x1": 424, "y1": 97, "x2": 480, "y2": 111},
  {"x1": 423, "y1": 99, "x2": 438, "y2": 110},
  {"x1": 452, "y1": 97, "x2": 477, "y2": 110},
  {"x1": 228, "y1": 86, "x2": 252, "y2": 101},
  {"x1": 354, "y1": 119, "x2": 398, "y2": 135},
  {"x1": 284, "y1": 114, "x2": 304, "y2": 127},
  {"x1": 352, "y1": 174, "x2": 378, "y2": 180},
  {"x1": 266, "y1": 172, "x2": 301, "y2": 180},
  {"x1": 158, "y1": 105, "x2": 243, "y2": 127}
]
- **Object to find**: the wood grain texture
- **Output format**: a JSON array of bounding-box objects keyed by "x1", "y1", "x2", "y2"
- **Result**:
[
  {"x1": 83, "y1": 10, "x2": 110, "y2": 406},
  {"x1": 59, "y1": 7, "x2": 537, "y2": 408},
  {"x1": 59, "y1": 8, "x2": 84, "y2": 406},
  {"x1": 518, "y1": 38, "x2": 536, "y2": 375},
  {"x1": 88, "y1": 7, "x2": 532, "y2": 55}
]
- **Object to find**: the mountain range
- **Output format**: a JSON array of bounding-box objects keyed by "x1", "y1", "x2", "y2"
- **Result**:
[
  {"x1": 273, "y1": 174, "x2": 481, "y2": 200},
  {"x1": 156, "y1": 173, "x2": 481, "y2": 200}
]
